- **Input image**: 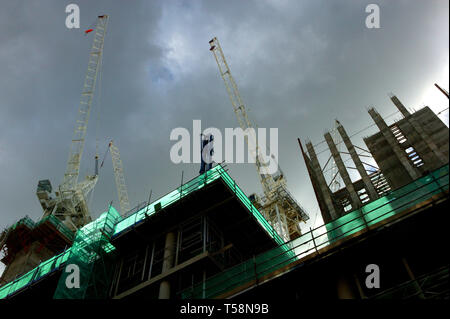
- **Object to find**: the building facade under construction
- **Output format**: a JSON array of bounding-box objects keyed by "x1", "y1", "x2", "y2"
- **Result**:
[{"x1": 0, "y1": 91, "x2": 448, "y2": 299}]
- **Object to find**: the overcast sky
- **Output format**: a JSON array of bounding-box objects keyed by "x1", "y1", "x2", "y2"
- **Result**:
[{"x1": 0, "y1": 1, "x2": 448, "y2": 274}]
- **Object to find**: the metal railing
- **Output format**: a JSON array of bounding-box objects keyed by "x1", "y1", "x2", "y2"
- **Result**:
[
  {"x1": 1, "y1": 164, "x2": 447, "y2": 299},
  {"x1": 112, "y1": 165, "x2": 285, "y2": 246},
  {"x1": 179, "y1": 165, "x2": 449, "y2": 299}
]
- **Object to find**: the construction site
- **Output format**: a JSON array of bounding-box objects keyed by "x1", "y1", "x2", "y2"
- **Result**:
[{"x1": 0, "y1": 14, "x2": 449, "y2": 301}]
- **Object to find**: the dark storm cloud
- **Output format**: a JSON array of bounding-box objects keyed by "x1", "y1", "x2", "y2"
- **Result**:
[{"x1": 0, "y1": 0, "x2": 448, "y2": 246}]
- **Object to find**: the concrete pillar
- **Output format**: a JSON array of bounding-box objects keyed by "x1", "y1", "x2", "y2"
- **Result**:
[
  {"x1": 368, "y1": 108, "x2": 420, "y2": 180},
  {"x1": 325, "y1": 132, "x2": 362, "y2": 210},
  {"x1": 390, "y1": 95, "x2": 410, "y2": 117},
  {"x1": 159, "y1": 281, "x2": 171, "y2": 299},
  {"x1": 337, "y1": 275, "x2": 356, "y2": 299},
  {"x1": 336, "y1": 121, "x2": 379, "y2": 201},
  {"x1": 390, "y1": 95, "x2": 447, "y2": 164},
  {"x1": 306, "y1": 142, "x2": 338, "y2": 220},
  {"x1": 158, "y1": 231, "x2": 176, "y2": 299}
]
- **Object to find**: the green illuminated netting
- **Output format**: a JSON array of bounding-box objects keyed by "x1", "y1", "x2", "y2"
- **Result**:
[
  {"x1": 180, "y1": 165, "x2": 449, "y2": 299},
  {"x1": 53, "y1": 206, "x2": 121, "y2": 299},
  {"x1": 5, "y1": 165, "x2": 446, "y2": 299},
  {"x1": 0, "y1": 247, "x2": 72, "y2": 299},
  {"x1": 1, "y1": 165, "x2": 283, "y2": 299},
  {"x1": 325, "y1": 164, "x2": 449, "y2": 243},
  {"x1": 37, "y1": 214, "x2": 75, "y2": 241},
  {"x1": 0, "y1": 213, "x2": 76, "y2": 299},
  {"x1": 5, "y1": 212, "x2": 74, "y2": 241},
  {"x1": 112, "y1": 165, "x2": 285, "y2": 246},
  {"x1": 9, "y1": 215, "x2": 35, "y2": 231},
  {"x1": 0, "y1": 207, "x2": 120, "y2": 299}
]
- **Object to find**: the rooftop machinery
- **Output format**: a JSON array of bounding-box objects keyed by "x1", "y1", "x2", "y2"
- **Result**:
[
  {"x1": 209, "y1": 37, "x2": 309, "y2": 241},
  {"x1": 36, "y1": 15, "x2": 109, "y2": 232}
]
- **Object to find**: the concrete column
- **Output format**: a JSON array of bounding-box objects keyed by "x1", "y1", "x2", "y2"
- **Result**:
[
  {"x1": 324, "y1": 132, "x2": 362, "y2": 210},
  {"x1": 390, "y1": 95, "x2": 447, "y2": 164},
  {"x1": 390, "y1": 95, "x2": 410, "y2": 117},
  {"x1": 158, "y1": 231, "x2": 176, "y2": 299},
  {"x1": 337, "y1": 275, "x2": 356, "y2": 299},
  {"x1": 336, "y1": 121, "x2": 379, "y2": 201},
  {"x1": 159, "y1": 281, "x2": 171, "y2": 299},
  {"x1": 368, "y1": 108, "x2": 420, "y2": 180},
  {"x1": 306, "y1": 142, "x2": 338, "y2": 220}
]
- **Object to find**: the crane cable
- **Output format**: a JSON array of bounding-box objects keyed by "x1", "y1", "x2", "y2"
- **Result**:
[
  {"x1": 100, "y1": 142, "x2": 111, "y2": 169},
  {"x1": 312, "y1": 110, "x2": 401, "y2": 152}
]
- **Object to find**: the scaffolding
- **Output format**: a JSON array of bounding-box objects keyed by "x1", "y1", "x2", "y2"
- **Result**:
[
  {"x1": 0, "y1": 206, "x2": 121, "y2": 299},
  {"x1": 0, "y1": 214, "x2": 74, "y2": 269},
  {"x1": 53, "y1": 205, "x2": 121, "y2": 299}
]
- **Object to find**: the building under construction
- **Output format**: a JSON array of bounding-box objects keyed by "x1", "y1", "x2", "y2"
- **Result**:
[
  {"x1": 0, "y1": 18, "x2": 448, "y2": 299},
  {"x1": 1, "y1": 91, "x2": 448, "y2": 299}
]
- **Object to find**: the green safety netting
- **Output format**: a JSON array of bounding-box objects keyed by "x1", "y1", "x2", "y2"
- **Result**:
[
  {"x1": 8, "y1": 216, "x2": 35, "y2": 231},
  {"x1": 1, "y1": 164, "x2": 282, "y2": 299},
  {"x1": 180, "y1": 165, "x2": 449, "y2": 299},
  {"x1": 2, "y1": 164, "x2": 447, "y2": 299},
  {"x1": 4, "y1": 212, "x2": 74, "y2": 242},
  {"x1": 217, "y1": 166, "x2": 285, "y2": 246},
  {"x1": 0, "y1": 206, "x2": 120, "y2": 299},
  {"x1": 112, "y1": 165, "x2": 285, "y2": 246},
  {"x1": 0, "y1": 213, "x2": 75, "y2": 299},
  {"x1": 36, "y1": 214, "x2": 75, "y2": 241},
  {"x1": 53, "y1": 205, "x2": 121, "y2": 299},
  {"x1": 0, "y1": 247, "x2": 72, "y2": 299},
  {"x1": 326, "y1": 164, "x2": 449, "y2": 243}
]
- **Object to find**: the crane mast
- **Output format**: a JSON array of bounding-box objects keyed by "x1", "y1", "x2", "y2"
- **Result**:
[
  {"x1": 61, "y1": 15, "x2": 108, "y2": 191},
  {"x1": 109, "y1": 140, "x2": 131, "y2": 216},
  {"x1": 209, "y1": 37, "x2": 309, "y2": 241},
  {"x1": 209, "y1": 37, "x2": 274, "y2": 194},
  {"x1": 36, "y1": 15, "x2": 109, "y2": 232}
]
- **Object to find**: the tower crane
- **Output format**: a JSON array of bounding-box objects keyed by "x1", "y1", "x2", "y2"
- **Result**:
[
  {"x1": 36, "y1": 15, "x2": 109, "y2": 232},
  {"x1": 99, "y1": 140, "x2": 131, "y2": 216},
  {"x1": 209, "y1": 37, "x2": 309, "y2": 241}
]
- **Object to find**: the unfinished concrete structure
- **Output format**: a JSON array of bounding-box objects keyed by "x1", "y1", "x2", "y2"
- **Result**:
[
  {"x1": 365, "y1": 96, "x2": 449, "y2": 190},
  {"x1": 300, "y1": 95, "x2": 448, "y2": 224},
  {"x1": 0, "y1": 213, "x2": 74, "y2": 286}
]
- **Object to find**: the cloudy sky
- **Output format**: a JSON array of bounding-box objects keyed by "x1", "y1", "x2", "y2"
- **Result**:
[{"x1": 0, "y1": 1, "x2": 448, "y2": 273}]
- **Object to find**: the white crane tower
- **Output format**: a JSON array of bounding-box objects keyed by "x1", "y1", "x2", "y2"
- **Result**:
[
  {"x1": 209, "y1": 37, "x2": 309, "y2": 241},
  {"x1": 36, "y1": 15, "x2": 109, "y2": 232},
  {"x1": 103, "y1": 140, "x2": 131, "y2": 216}
]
